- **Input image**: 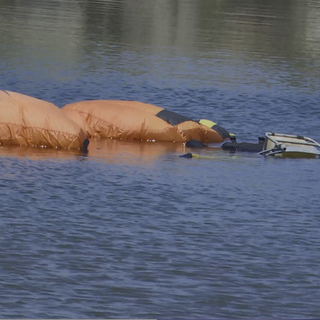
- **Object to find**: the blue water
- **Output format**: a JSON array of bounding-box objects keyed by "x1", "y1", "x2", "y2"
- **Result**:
[{"x1": 1, "y1": 0, "x2": 320, "y2": 318}]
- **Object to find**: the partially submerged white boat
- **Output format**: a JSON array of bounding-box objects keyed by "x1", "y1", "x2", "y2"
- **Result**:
[{"x1": 259, "y1": 132, "x2": 320, "y2": 158}]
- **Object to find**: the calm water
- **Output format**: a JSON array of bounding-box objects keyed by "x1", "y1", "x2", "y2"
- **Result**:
[{"x1": 1, "y1": 0, "x2": 320, "y2": 318}]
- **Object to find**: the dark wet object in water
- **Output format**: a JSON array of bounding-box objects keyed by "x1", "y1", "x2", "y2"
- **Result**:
[
  {"x1": 185, "y1": 137, "x2": 265, "y2": 153},
  {"x1": 222, "y1": 141, "x2": 264, "y2": 153},
  {"x1": 185, "y1": 140, "x2": 208, "y2": 148},
  {"x1": 180, "y1": 152, "x2": 193, "y2": 158}
]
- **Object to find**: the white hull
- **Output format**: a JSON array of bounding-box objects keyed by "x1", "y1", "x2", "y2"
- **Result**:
[{"x1": 259, "y1": 133, "x2": 320, "y2": 158}]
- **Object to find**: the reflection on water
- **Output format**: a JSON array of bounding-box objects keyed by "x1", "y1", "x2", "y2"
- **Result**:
[
  {"x1": 0, "y1": 145, "x2": 85, "y2": 162},
  {"x1": 0, "y1": 139, "x2": 186, "y2": 164},
  {"x1": 88, "y1": 139, "x2": 185, "y2": 165},
  {"x1": 1, "y1": 0, "x2": 320, "y2": 93}
]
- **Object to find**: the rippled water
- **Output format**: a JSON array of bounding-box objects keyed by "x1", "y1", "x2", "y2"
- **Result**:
[{"x1": 1, "y1": 0, "x2": 320, "y2": 318}]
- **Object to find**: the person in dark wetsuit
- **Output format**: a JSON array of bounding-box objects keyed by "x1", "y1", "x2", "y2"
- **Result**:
[
  {"x1": 185, "y1": 119, "x2": 265, "y2": 153},
  {"x1": 185, "y1": 136, "x2": 265, "y2": 153},
  {"x1": 220, "y1": 137, "x2": 265, "y2": 153}
]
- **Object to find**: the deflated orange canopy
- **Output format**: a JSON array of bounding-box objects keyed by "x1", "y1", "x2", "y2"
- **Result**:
[
  {"x1": 62, "y1": 100, "x2": 229, "y2": 143},
  {"x1": 0, "y1": 90, "x2": 88, "y2": 149}
]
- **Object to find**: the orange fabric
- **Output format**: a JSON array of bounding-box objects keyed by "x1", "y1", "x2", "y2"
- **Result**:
[
  {"x1": 198, "y1": 124, "x2": 226, "y2": 143},
  {"x1": 0, "y1": 90, "x2": 88, "y2": 149},
  {"x1": 62, "y1": 100, "x2": 182, "y2": 141},
  {"x1": 174, "y1": 121, "x2": 221, "y2": 143},
  {"x1": 62, "y1": 100, "x2": 226, "y2": 143}
]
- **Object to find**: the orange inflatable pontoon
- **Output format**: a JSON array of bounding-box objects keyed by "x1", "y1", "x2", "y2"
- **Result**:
[
  {"x1": 0, "y1": 90, "x2": 88, "y2": 150},
  {"x1": 62, "y1": 100, "x2": 231, "y2": 143},
  {"x1": 0, "y1": 91, "x2": 232, "y2": 150}
]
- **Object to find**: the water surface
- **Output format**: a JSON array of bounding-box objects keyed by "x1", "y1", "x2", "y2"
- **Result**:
[{"x1": 1, "y1": 0, "x2": 320, "y2": 318}]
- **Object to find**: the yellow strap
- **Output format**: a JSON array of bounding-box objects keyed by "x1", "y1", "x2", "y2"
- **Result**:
[
  {"x1": 199, "y1": 119, "x2": 236, "y2": 139},
  {"x1": 191, "y1": 153, "x2": 216, "y2": 159},
  {"x1": 191, "y1": 153, "x2": 237, "y2": 159},
  {"x1": 199, "y1": 119, "x2": 216, "y2": 128}
]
